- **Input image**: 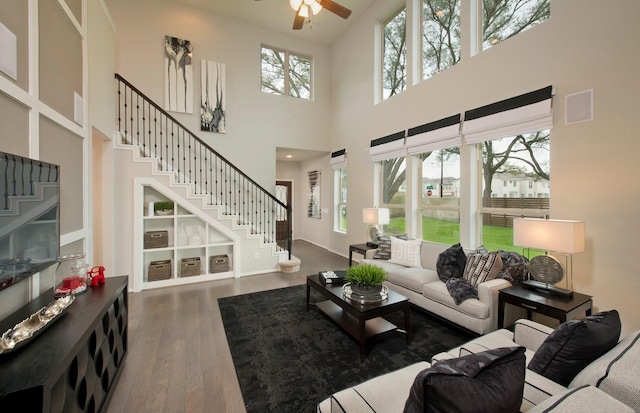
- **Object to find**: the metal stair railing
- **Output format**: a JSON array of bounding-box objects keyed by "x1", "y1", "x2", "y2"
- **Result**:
[
  {"x1": 1, "y1": 152, "x2": 59, "y2": 212},
  {"x1": 115, "y1": 74, "x2": 291, "y2": 258}
]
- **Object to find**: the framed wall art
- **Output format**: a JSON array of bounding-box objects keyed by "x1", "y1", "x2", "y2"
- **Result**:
[
  {"x1": 307, "y1": 170, "x2": 321, "y2": 219},
  {"x1": 201, "y1": 60, "x2": 226, "y2": 133},
  {"x1": 164, "y1": 35, "x2": 193, "y2": 113}
]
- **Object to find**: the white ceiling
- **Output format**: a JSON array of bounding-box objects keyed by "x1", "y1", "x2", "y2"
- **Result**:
[
  {"x1": 174, "y1": 0, "x2": 373, "y2": 163},
  {"x1": 276, "y1": 147, "x2": 328, "y2": 162},
  {"x1": 174, "y1": 0, "x2": 375, "y2": 45}
]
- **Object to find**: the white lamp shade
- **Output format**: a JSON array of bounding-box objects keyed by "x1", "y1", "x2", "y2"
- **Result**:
[
  {"x1": 363, "y1": 208, "x2": 390, "y2": 225},
  {"x1": 310, "y1": 2, "x2": 322, "y2": 14},
  {"x1": 513, "y1": 218, "x2": 585, "y2": 254},
  {"x1": 298, "y1": 5, "x2": 310, "y2": 17},
  {"x1": 290, "y1": 0, "x2": 303, "y2": 10}
]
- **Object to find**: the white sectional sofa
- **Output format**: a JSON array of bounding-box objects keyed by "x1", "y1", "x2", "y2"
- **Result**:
[
  {"x1": 318, "y1": 319, "x2": 640, "y2": 412},
  {"x1": 362, "y1": 240, "x2": 514, "y2": 335}
]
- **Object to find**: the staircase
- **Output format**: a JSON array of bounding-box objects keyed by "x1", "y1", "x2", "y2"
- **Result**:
[
  {"x1": 0, "y1": 153, "x2": 59, "y2": 239},
  {"x1": 113, "y1": 74, "x2": 292, "y2": 286}
]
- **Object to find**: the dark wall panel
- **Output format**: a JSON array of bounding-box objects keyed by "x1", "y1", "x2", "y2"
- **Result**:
[
  {"x1": 0, "y1": 0, "x2": 29, "y2": 91},
  {"x1": 39, "y1": 0, "x2": 83, "y2": 123},
  {"x1": 0, "y1": 92, "x2": 30, "y2": 157},
  {"x1": 39, "y1": 115, "x2": 84, "y2": 235}
]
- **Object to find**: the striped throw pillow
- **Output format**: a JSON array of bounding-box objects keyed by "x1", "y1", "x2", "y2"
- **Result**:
[
  {"x1": 373, "y1": 234, "x2": 408, "y2": 260},
  {"x1": 463, "y1": 251, "x2": 503, "y2": 287}
]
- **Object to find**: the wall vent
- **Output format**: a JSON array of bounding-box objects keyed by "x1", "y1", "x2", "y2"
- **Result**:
[{"x1": 565, "y1": 89, "x2": 593, "y2": 125}]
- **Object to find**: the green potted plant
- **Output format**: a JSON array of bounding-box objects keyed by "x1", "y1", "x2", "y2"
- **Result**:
[
  {"x1": 154, "y1": 201, "x2": 174, "y2": 216},
  {"x1": 345, "y1": 263, "x2": 387, "y2": 295}
]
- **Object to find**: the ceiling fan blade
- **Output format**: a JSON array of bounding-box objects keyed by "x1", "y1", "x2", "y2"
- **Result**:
[
  {"x1": 293, "y1": 12, "x2": 304, "y2": 30},
  {"x1": 319, "y1": 0, "x2": 352, "y2": 19}
]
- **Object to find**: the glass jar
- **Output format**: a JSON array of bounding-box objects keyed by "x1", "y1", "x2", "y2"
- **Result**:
[{"x1": 54, "y1": 253, "x2": 89, "y2": 297}]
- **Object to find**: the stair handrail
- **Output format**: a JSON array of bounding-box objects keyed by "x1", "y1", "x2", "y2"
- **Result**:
[{"x1": 115, "y1": 73, "x2": 292, "y2": 258}]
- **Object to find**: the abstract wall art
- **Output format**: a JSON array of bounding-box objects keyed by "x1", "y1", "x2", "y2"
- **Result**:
[
  {"x1": 164, "y1": 35, "x2": 193, "y2": 113},
  {"x1": 307, "y1": 171, "x2": 321, "y2": 219},
  {"x1": 201, "y1": 60, "x2": 226, "y2": 133}
]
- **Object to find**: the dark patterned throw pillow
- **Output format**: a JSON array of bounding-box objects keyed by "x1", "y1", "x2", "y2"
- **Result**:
[
  {"x1": 446, "y1": 278, "x2": 478, "y2": 305},
  {"x1": 436, "y1": 243, "x2": 467, "y2": 282},
  {"x1": 497, "y1": 250, "x2": 529, "y2": 285},
  {"x1": 528, "y1": 310, "x2": 621, "y2": 386},
  {"x1": 373, "y1": 234, "x2": 408, "y2": 260},
  {"x1": 404, "y1": 347, "x2": 526, "y2": 413}
]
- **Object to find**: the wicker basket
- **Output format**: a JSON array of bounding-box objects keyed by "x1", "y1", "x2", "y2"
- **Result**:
[
  {"x1": 144, "y1": 231, "x2": 168, "y2": 249},
  {"x1": 210, "y1": 254, "x2": 229, "y2": 273},
  {"x1": 180, "y1": 257, "x2": 201, "y2": 277},
  {"x1": 148, "y1": 260, "x2": 171, "y2": 281}
]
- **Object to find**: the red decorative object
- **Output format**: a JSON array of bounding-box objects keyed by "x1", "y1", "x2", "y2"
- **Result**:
[
  {"x1": 54, "y1": 277, "x2": 87, "y2": 297},
  {"x1": 88, "y1": 266, "x2": 106, "y2": 287}
]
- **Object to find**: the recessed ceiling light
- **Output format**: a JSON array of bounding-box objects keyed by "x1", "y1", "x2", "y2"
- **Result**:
[{"x1": 286, "y1": 155, "x2": 293, "y2": 158}]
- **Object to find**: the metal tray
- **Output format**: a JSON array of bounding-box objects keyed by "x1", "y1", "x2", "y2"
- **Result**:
[
  {"x1": 343, "y1": 284, "x2": 389, "y2": 304},
  {"x1": 0, "y1": 295, "x2": 75, "y2": 355}
]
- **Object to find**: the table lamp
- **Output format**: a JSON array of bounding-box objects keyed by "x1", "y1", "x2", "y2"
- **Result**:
[
  {"x1": 362, "y1": 208, "x2": 389, "y2": 247},
  {"x1": 513, "y1": 218, "x2": 585, "y2": 298}
]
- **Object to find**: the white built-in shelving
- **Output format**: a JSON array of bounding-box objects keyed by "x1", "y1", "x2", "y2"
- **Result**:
[{"x1": 135, "y1": 184, "x2": 235, "y2": 291}]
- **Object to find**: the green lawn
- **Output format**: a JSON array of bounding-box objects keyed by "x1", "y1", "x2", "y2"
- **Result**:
[{"x1": 386, "y1": 217, "x2": 540, "y2": 256}]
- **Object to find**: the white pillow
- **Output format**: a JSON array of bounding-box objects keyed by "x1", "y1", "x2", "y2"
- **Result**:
[{"x1": 389, "y1": 238, "x2": 422, "y2": 268}]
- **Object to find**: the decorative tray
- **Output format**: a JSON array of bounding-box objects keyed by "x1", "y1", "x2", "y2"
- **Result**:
[
  {"x1": 0, "y1": 295, "x2": 75, "y2": 355},
  {"x1": 343, "y1": 284, "x2": 389, "y2": 304}
]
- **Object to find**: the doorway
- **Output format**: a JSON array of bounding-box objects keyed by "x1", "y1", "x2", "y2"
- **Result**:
[{"x1": 275, "y1": 180, "x2": 292, "y2": 247}]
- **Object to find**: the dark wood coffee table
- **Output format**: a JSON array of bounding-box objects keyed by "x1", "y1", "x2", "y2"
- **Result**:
[{"x1": 306, "y1": 273, "x2": 410, "y2": 360}]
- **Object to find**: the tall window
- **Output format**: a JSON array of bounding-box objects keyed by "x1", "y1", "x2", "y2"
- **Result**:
[
  {"x1": 481, "y1": 0, "x2": 550, "y2": 50},
  {"x1": 334, "y1": 168, "x2": 347, "y2": 233},
  {"x1": 422, "y1": 0, "x2": 461, "y2": 80},
  {"x1": 419, "y1": 149, "x2": 460, "y2": 244},
  {"x1": 379, "y1": 157, "x2": 406, "y2": 235},
  {"x1": 261, "y1": 46, "x2": 312, "y2": 100},
  {"x1": 479, "y1": 131, "x2": 550, "y2": 252},
  {"x1": 382, "y1": 7, "x2": 407, "y2": 100}
]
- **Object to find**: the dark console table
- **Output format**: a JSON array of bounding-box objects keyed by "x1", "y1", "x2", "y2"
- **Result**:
[
  {"x1": 0, "y1": 276, "x2": 128, "y2": 412},
  {"x1": 349, "y1": 243, "x2": 377, "y2": 266},
  {"x1": 498, "y1": 284, "x2": 592, "y2": 329}
]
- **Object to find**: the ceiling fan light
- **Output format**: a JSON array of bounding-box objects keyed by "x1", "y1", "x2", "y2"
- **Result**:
[
  {"x1": 290, "y1": 0, "x2": 303, "y2": 11},
  {"x1": 303, "y1": 0, "x2": 315, "y2": 5},
  {"x1": 310, "y1": 2, "x2": 322, "y2": 15},
  {"x1": 298, "y1": 5, "x2": 310, "y2": 17}
]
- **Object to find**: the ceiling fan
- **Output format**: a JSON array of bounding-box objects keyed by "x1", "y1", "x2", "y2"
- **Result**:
[{"x1": 256, "y1": 0, "x2": 352, "y2": 30}]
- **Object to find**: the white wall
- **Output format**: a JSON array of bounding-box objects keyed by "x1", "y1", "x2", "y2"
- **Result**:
[
  {"x1": 99, "y1": 0, "x2": 640, "y2": 334},
  {"x1": 328, "y1": 0, "x2": 640, "y2": 335},
  {"x1": 106, "y1": 0, "x2": 333, "y2": 191},
  {"x1": 88, "y1": 0, "x2": 116, "y2": 139}
]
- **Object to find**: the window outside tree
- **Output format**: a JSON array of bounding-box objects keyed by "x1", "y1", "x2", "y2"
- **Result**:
[
  {"x1": 480, "y1": 130, "x2": 551, "y2": 252},
  {"x1": 261, "y1": 46, "x2": 312, "y2": 100},
  {"x1": 334, "y1": 167, "x2": 347, "y2": 233},
  {"x1": 382, "y1": 7, "x2": 407, "y2": 100}
]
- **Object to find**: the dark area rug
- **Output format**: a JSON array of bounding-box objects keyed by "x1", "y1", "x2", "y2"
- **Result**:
[{"x1": 218, "y1": 284, "x2": 473, "y2": 413}]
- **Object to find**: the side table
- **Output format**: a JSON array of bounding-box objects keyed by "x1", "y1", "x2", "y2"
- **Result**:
[
  {"x1": 349, "y1": 243, "x2": 377, "y2": 266},
  {"x1": 498, "y1": 285, "x2": 592, "y2": 329}
]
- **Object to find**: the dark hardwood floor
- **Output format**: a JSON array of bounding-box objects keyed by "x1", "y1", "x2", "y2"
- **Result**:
[{"x1": 106, "y1": 240, "x2": 349, "y2": 413}]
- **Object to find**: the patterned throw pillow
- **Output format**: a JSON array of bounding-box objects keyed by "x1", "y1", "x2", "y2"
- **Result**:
[
  {"x1": 373, "y1": 234, "x2": 408, "y2": 260},
  {"x1": 462, "y1": 251, "x2": 503, "y2": 287},
  {"x1": 445, "y1": 278, "x2": 478, "y2": 305},
  {"x1": 436, "y1": 243, "x2": 467, "y2": 282},
  {"x1": 389, "y1": 238, "x2": 422, "y2": 268},
  {"x1": 404, "y1": 347, "x2": 526, "y2": 413},
  {"x1": 497, "y1": 250, "x2": 528, "y2": 285},
  {"x1": 528, "y1": 310, "x2": 621, "y2": 387}
]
